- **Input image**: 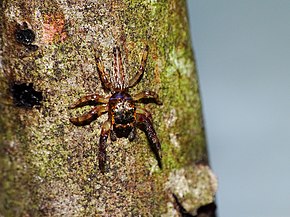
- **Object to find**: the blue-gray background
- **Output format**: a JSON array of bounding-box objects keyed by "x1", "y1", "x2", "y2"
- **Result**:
[{"x1": 187, "y1": 1, "x2": 290, "y2": 217}]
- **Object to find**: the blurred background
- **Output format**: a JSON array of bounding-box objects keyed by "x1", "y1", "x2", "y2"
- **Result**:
[{"x1": 187, "y1": 1, "x2": 290, "y2": 217}]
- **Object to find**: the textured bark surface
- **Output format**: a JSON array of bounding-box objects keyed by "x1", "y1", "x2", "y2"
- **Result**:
[{"x1": 0, "y1": 0, "x2": 217, "y2": 216}]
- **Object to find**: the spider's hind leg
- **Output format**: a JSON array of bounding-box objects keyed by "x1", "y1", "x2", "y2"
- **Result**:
[
  {"x1": 99, "y1": 119, "x2": 111, "y2": 173},
  {"x1": 136, "y1": 108, "x2": 162, "y2": 169}
]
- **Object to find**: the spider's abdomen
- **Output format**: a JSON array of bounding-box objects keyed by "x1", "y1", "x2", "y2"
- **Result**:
[{"x1": 109, "y1": 92, "x2": 136, "y2": 128}]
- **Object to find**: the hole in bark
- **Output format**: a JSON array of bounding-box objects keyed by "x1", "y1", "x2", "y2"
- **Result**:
[
  {"x1": 195, "y1": 202, "x2": 217, "y2": 217},
  {"x1": 14, "y1": 22, "x2": 38, "y2": 51},
  {"x1": 173, "y1": 194, "x2": 194, "y2": 217},
  {"x1": 10, "y1": 83, "x2": 43, "y2": 108},
  {"x1": 173, "y1": 194, "x2": 217, "y2": 217}
]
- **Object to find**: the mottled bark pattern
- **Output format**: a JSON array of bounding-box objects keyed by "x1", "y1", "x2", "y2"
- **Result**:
[{"x1": 0, "y1": 0, "x2": 217, "y2": 216}]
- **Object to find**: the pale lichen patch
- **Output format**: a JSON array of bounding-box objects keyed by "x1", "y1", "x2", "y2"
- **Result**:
[
  {"x1": 167, "y1": 47, "x2": 194, "y2": 78},
  {"x1": 164, "y1": 164, "x2": 217, "y2": 215},
  {"x1": 169, "y1": 133, "x2": 179, "y2": 148},
  {"x1": 161, "y1": 202, "x2": 179, "y2": 217},
  {"x1": 165, "y1": 108, "x2": 177, "y2": 129}
]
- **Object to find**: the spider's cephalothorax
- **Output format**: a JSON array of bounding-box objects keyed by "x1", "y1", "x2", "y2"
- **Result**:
[{"x1": 69, "y1": 46, "x2": 162, "y2": 173}]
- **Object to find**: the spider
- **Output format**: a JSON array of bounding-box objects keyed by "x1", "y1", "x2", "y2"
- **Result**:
[{"x1": 69, "y1": 45, "x2": 162, "y2": 173}]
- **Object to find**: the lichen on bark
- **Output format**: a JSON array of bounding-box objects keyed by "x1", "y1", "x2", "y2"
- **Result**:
[{"x1": 0, "y1": 0, "x2": 217, "y2": 216}]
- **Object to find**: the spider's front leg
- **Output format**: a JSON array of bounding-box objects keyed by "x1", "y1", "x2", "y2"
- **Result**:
[
  {"x1": 95, "y1": 55, "x2": 114, "y2": 91},
  {"x1": 136, "y1": 108, "x2": 162, "y2": 169},
  {"x1": 128, "y1": 45, "x2": 149, "y2": 88},
  {"x1": 112, "y1": 47, "x2": 125, "y2": 90},
  {"x1": 99, "y1": 119, "x2": 111, "y2": 173}
]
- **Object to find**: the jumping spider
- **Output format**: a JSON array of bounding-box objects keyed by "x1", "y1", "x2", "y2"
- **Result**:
[{"x1": 69, "y1": 45, "x2": 162, "y2": 172}]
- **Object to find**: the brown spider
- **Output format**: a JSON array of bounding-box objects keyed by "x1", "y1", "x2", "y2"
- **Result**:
[{"x1": 69, "y1": 45, "x2": 162, "y2": 173}]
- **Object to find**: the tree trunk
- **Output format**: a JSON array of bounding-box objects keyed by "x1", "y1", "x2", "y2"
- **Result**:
[{"x1": 0, "y1": 0, "x2": 217, "y2": 216}]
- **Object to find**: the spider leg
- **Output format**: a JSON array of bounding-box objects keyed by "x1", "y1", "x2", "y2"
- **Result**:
[
  {"x1": 99, "y1": 119, "x2": 111, "y2": 173},
  {"x1": 69, "y1": 94, "x2": 108, "y2": 109},
  {"x1": 95, "y1": 54, "x2": 113, "y2": 91},
  {"x1": 127, "y1": 45, "x2": 149, "y2": 88},
  {"x1": 70, "y1": 104, "x2": 108, "y2": 126},
  {"x1": 113, "y1": 47, "x2": 125, "y2": 90},
  {"x1": 136, "y1": 108, "x2": 162, "y2": 169},
  {"x1": 128, "y1": 127, "x2": 136, "y2": 141},
  {"x1": 110, "y1": 130, "x2": 117, "y2": 141},
  {"x1": 133, "y1": 90, "x2": 162, "y2": 105}
]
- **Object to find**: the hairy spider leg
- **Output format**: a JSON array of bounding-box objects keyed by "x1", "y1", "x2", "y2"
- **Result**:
[
  {"x1": 128, "y1": 127, "x2": 136, "y2": 141},
  {"x1": 70, "y1": 104, "x2": 108, "y2": 126},
  {"x1": 127, "y1": 45, "x2": 149, "y2": 88},
  {"x1": 96, "y1": 55, "x2": 114, "y2": 91},
  {"x1": 133, "y1": 90, "x2": 162, "y2": 105},
  {"x1": 99, "y1": 119, "x2": 111, "y2": 173},
  {"x1": 69, "y1": 93, "x2": 108, "y2": 109},
  {"x1": 113, "y1": 47, "x2": 125, "y2": 91},
  {"x1": 136, "y1": 108, "x2": 162, "y2": 168}
]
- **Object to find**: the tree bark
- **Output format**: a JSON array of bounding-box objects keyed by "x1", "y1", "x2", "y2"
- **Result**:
[{"x1": 0, "y1": 0, "x2": 217, "y2": 216}]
